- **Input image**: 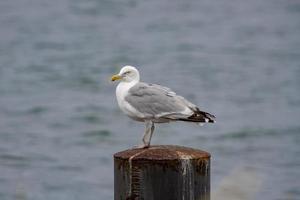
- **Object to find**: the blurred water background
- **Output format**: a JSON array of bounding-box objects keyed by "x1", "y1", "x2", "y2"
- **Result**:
[{"x1": 0, "y1": 0, "x2": 300, "y2": 199}]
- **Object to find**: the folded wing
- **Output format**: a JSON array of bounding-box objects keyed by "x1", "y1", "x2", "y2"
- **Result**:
[{"x1": 125, "y1": 82, "x2": 215, "y2": 123}]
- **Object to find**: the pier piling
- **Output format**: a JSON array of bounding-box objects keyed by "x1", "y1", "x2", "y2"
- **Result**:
[{"x1": 114, "y1": 145, "x2": 210, "y2": 200}]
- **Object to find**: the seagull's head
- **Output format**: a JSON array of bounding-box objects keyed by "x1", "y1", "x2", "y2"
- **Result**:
[{"x1": 111, "y1": 66, "x2": 140, "y2": 83}]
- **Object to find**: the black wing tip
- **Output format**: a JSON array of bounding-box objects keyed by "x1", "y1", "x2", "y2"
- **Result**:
[
  {"x1": 187, "y1": 110, "x2": 216, "y2": 123},
  {"x1": 206, "y1": 113, "x2": 216, "y2": 123}
]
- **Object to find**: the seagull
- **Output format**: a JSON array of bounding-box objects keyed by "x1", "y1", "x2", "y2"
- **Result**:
[{"x1": 111, "y1": 66, "x2": 215, "y2": 148}]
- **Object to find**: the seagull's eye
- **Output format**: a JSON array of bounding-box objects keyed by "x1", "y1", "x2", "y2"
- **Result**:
[{"x1": 123, "y1": 71, "x2": 131, "y2": 75}]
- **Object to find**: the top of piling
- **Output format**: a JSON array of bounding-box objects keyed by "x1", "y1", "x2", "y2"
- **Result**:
[{"x1": 114, "y1": 145, "x2": 210, "y2": 161}]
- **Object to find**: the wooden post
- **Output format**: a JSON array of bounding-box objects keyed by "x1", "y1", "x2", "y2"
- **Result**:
[{"x1": 114, "y1": 145, "x2": 210, "y2": 200}]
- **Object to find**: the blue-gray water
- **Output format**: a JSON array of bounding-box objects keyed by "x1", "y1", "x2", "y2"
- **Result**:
[{"x1": 0, "y1": 0, "x2": 300, "y2": 199}]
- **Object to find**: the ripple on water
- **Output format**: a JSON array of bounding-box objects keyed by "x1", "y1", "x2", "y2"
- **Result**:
[
  {"x1": 76, "y1": 113, "x2": 104, "y2": 124},
  {"x1": 73, "y1": 105, "x2": 108, "y2": 124},
  {"x1": 82, "y1": 130, "x2": 111, "y2": 138},
  {"x1": 78, "y1": 130, "x2": 112, "y2": 145},
  {"x1": 0, "y1": 153, "x2": 31, "y2": 168},
  {"x1": 216, "y1": 127, "x2": 300, "y2": 141},
  {"x1": 26, "y1": 106, "x2": 48, "y2": 115},
  {"x1": 52, "y1": 165, "x2": 83, "y2": 172}
]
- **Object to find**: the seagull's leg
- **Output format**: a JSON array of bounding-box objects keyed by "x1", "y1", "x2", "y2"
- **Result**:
[
  {"x1": 147, "y1": 122, "x2": 155, "y2": 146},
  {"x1": 136, "y1": 121, "x2": 154, "y2": 148}
]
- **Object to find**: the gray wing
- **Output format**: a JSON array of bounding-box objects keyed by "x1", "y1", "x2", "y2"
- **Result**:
[{"x1": 125, "y1": 82, "x2": 196, "y2": 118}]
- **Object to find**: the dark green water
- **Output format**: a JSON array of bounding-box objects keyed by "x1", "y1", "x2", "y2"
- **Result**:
[{"x1": 0, "y1": 0, "x2": 300, "y2": 199}]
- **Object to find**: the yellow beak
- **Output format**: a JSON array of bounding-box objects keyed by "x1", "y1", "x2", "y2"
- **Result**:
[{"x1": 111, "y1": 74, "x2": 122, "y2": 81}]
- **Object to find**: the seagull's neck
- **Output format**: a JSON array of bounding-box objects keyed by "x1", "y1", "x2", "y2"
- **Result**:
[
  {"x1": 116, "y1": 80, "x2": 138, "y2": 100},
  {"x1": 115, "y1": 80, "x2": 138, "y2": 114}
]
